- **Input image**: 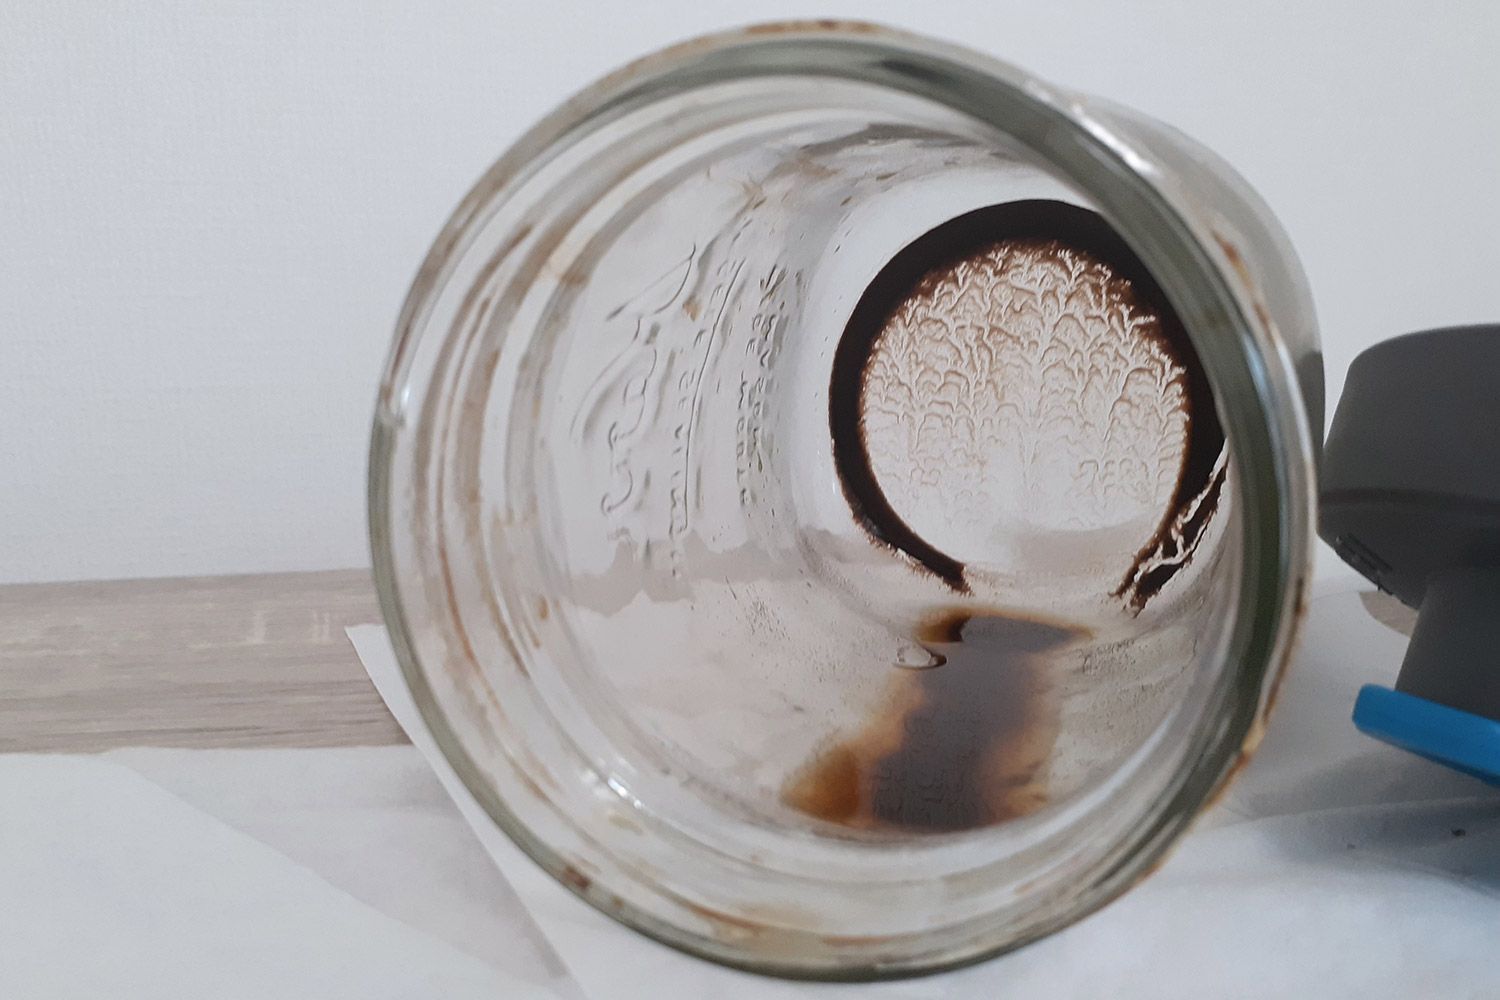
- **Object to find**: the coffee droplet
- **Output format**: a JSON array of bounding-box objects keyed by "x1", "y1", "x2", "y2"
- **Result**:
[{"x1": 894, "y1": 641, "x2": 943, "y2": 670}]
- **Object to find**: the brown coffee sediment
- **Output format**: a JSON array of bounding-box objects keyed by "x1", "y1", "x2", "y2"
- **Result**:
[
  {"x1": 781, "y1": 611, "x2": 1085, "y2": 832},
  {"x1": 796, "y1": 200, "x2": 1228, "y2": 832}
]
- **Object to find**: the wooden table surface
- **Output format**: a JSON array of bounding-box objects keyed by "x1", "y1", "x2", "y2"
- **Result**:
[
  {"x1": 0, "y1": 569, "x2": 405, "y2": 753},
  {"x1": 0, "y1": 569, "x2": 1413, "y2": 756}
]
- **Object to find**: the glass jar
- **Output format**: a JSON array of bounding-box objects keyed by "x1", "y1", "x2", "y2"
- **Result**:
[{"x1": 369, "y1": 21, "x2": 1322, "y2": 979}]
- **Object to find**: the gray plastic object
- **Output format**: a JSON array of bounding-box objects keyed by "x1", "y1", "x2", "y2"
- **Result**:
[{"x1": 1322, "y1": 324, "x2": 1500, "y2": 725}]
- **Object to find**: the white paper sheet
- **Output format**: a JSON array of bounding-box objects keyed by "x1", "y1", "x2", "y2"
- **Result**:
[
  {"x1": 106, "y1": 744, "x2": 578, "y2": 995},
  {"x1": 0, "y1": 752, "x2": 566, "y2": 999},
  {"x1": 346, "y1": 580, "x2": 1500, "y2": 998}
]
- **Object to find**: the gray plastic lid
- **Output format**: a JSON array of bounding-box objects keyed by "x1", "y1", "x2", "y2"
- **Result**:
[{"x1": 1322, "y1": 324, "x2": 1500, "y2": 779}]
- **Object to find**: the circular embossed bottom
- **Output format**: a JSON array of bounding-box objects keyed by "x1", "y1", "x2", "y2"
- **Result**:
[{"x1": 829, "y1": 201, "x2": 1225, "y2": 608}]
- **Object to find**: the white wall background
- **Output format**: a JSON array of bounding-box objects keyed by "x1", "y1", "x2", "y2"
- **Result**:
[{"x1": 3, "y1": 1, "x2": 1497, "y2": 584}]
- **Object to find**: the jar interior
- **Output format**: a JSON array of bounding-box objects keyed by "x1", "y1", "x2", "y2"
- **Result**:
[{"x1": 425, "y1": 71, "x2": 1244, "y2": 959}]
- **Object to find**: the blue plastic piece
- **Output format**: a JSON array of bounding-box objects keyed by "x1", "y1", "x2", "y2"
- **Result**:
[{"x1": 1353, "y1": 684, "x2": 1500, "y2": 786}]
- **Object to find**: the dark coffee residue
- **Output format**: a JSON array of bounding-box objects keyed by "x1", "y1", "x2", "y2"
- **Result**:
[
  {"x1": 781, "y1": 611, "x2": 1085, "y2": 833},
  {"x1": 828, "y1": 200, "x2": 1225, "y2": 607}
]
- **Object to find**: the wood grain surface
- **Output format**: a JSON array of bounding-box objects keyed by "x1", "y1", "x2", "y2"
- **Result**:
[{"x1": 0, "y1": 569, "x2": 405, "y2": 752}]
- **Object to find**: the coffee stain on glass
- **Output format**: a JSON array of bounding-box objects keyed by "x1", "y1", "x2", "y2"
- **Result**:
[
  {"x1": 828, "y1": 200, "x2": 1225, "y2": 608},
  {"x1": 782, "y1": 610, "x2": 1086, "y2": 832}
]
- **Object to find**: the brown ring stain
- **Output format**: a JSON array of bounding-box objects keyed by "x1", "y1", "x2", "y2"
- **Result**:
[{"x1": 828, "y1": 201, "x2": 1224, "y2": 607}]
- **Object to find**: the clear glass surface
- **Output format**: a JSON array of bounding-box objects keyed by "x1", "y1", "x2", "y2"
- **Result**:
[{"x1": 370, "y1": 22, "x2": 1321, "y2": 979}]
